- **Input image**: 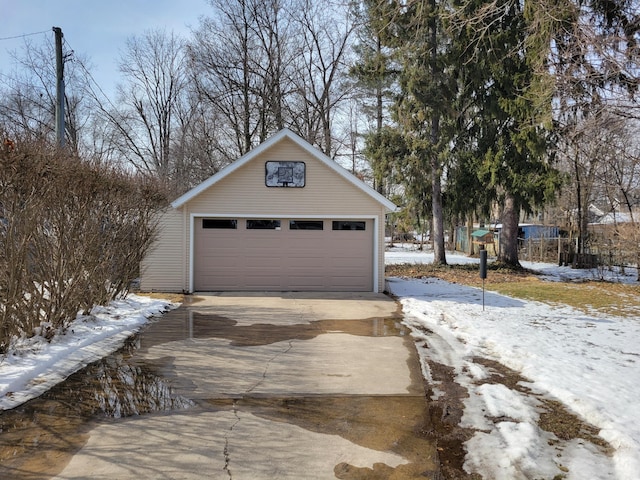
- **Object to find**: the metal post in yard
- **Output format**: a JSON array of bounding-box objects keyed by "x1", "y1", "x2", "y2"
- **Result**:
[{"x1": 479, "y1": 248, "x2": 487, "y2": 311}]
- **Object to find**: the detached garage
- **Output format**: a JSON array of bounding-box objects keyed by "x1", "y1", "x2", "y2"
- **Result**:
[{"x1": 140, "y1": 129, "x2": 396, "y2": 293}]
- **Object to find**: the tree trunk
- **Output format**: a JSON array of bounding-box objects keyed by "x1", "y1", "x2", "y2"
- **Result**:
[
  {"x1": 429, "y1": 0, "x2": 446, "y2": 266},
  {"x1": 498, "y1": 193, "x2": 521, "y2": 267},
  {"x1": 573, "y1": 152, "x2": 586, "y2": 254},
  {"x1": 432, "y1": 156, "x2": 446, "y2": 264},
  {"x1": 375, "y1": 45, "x2": 385, "y2": 195},
  {"x1": 467, "y1": 215, "x2": 474, "y2": 256}
]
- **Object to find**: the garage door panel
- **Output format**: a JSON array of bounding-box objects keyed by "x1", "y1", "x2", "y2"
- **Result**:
[
  {"x1": 246, "y1": 257, "x2": 283, "y2": 268},
  {"x1": 284, "y1": 275, "x2": 326, "y2": 290},
  {"x1": 246, "y1": 276, "x2": 284, "y2": 289},
  {"x1": 329, "y1": 278, "x2": 366, "y2": 289},
  {"x1": 286, "y1": 258, "x2": 326, "y2": 270},
  {"x1": 328, "y1": 252, "x2": 370, "y2": 264},
  {"x1": 197, "y1": 274, "x2": 241, "y2": 290},
  {"x1": 194, "y1": 218, "x2": 373, "y2": 291}
]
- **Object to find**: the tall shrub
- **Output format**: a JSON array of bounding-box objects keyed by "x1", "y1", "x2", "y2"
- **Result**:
[{"x1": 0, "y1": 139, "x2": 166, "y2": 353}]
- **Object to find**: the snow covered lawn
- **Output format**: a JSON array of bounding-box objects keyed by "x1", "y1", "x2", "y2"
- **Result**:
[
  {"x1": 387, "y1": 247, "x2": 640, "y2": 480},
  {"x1": 0, "y1": 294, "x2": 173, "y2": 411}
]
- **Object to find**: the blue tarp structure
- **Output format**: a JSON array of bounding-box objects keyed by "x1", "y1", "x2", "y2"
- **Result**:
[{"x1": 519, "y1": 225, "x2": 559, "y2": 239}]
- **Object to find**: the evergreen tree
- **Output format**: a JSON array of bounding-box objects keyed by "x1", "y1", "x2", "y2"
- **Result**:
[
  {"x1": 350, "y1": 0, "x2": 397, "y2": 194},
  {"x1": 357, "y1": 0, "x2": 454, "y2": 264},
  {"x1": 449, "y1": 0, "x2": 561, "y2": 267}
]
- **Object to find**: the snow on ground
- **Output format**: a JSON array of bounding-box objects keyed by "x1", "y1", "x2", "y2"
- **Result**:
[
  {"x1": 0, "y1": 294, "x2": 173, "y2": 411},
  {"x1": 387, "y1": 243, "x2": 639, "y2": 284},
  {"x1": 387, "y1": 245, "x2": 640, "y2": 479}
]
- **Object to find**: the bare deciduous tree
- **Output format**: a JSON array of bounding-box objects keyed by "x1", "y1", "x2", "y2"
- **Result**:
[
  {"x1": 557, "y1": 112, "x2": 609, "y2": 254},
  {"x1": 0, "y1": 37, "x2": 95, "y2": 152},
  {"x1": 170, "y1": 96, "x2": 231, "y2": 193},
  {"x1": 597, "y1": 117, "x2": 640, "y2": 278},
  {"x1": 189, "y1": 0, "x2": 300, "y2": 158},
  {"x1": 288, "y1": 0, "x2": 356, "y2": 156},
  {"x1": 189, "y1": 0, "x2": 354, "y2": 159},
  {"x1": 96, "y1": 28, "x2": 193, "y2": 193}
]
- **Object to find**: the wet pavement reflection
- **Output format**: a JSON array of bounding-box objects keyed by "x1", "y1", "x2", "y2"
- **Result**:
[
  {"x1": 137, "y1": 306, "x2": 409, "y2": 349},
  {"x1": 208, "y1": 396, "x2": 438, "y2": 479},
  {"x1": 0, "y1": 305, "x2": 444, "y2": 479},
  {"x1": 0, "y1": 335, "x2": 193, "y2": 479}
]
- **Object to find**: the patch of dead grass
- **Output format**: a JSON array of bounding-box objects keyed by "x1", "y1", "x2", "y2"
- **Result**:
[
  {"x1": 472, "y1": 358, "x2": 610, "y2": 450},
  {"x1": 135, "y1": 291, "x2": 185, "y2": 304},
  {"x1": 386, "y1": 263, "x2": 640, "y2": 317}
]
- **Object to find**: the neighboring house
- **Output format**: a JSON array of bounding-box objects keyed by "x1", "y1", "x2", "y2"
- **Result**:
[
  {"x1": 140, "y1": 129, "x2": 397, "y2": 293},
  {"x1": 588, "y1": 206, "x2": 637, "y2": 243},
  {"x1": 592, "y1": 211, "x2": 635, "y2": 226}
]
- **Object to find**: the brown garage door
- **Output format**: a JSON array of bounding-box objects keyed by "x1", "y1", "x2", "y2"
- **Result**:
[{"x1": 193, "y1": 218, "x2": 373, "y2": 291}]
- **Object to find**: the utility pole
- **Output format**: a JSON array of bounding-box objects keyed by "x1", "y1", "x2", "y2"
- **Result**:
[{"x1": 53, "y1": 26, "x2": 65, "y2": 148}]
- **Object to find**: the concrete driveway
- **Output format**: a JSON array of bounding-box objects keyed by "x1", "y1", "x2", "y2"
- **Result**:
[{"x1": 54, "y1": 292, "x2": 438, "y2": 479}]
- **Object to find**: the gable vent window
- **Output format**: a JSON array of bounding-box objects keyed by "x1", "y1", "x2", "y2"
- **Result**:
[
  {"x1": 289, "y1": 220, "x2": 324, "y2": 230},
  {"x1": 247, "y1": 219, "x2": 281, "y2": 230},
  {"x1": 202, "y1": 219, "x2": 237, "y2": 229},
  {"x1": 333, "y1": 221, "x2": 366, "y2": 231}
]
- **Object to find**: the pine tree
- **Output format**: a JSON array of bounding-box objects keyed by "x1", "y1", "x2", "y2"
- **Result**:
[
  {"x1": 448, "y1": 0, "x2": 561, "y2": 267},
  {"x1": 358, "y1": 0, "x2": 454, "y2": 263},
  {"x1": 350, "y1": 0, "x2": 397, "y2": 195}
]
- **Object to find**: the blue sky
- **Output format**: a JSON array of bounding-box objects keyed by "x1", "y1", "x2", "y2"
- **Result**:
[{"x1": 1, "y1": 0, "x2": 211, "y2": 98}]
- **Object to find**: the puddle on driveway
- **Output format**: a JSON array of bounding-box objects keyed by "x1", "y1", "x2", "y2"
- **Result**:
[
  {"x1": 137, "y1": 307, "x2": 408, "y2": 349},
  {"x1": 0, "y1": 335, "x2": 193, "y2": 479},
  {"x1": 0, "y1": 307, "x2": 450, "y2": 479},
  {"x1": 205, "y1": 395, "x2": 440, "y2": 479}
]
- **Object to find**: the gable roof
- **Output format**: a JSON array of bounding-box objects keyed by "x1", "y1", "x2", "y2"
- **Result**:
[{"x1": 171, "y1": 128, "x2": 397, "y2": 212}]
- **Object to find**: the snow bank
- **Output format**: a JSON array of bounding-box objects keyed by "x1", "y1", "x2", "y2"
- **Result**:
[
  {"x1": 389, "y1": 272, "x2": 639, "y2": 480},
  {"x1": 0, "y1": 294, "x2": 173, "y2": 410}
]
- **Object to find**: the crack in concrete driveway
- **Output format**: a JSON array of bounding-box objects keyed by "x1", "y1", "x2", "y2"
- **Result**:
[
  {"x1": 223, "y1": 400, "x2": 241, "y2": 480},
  {"x1": 246, "y1": 340, "x2": 295, "y2": 394}
]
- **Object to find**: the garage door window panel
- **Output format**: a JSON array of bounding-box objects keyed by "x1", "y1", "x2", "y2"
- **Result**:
[
  {"x1": 289, "y1": 220, "x2": 324, "y2": 230},
  {"x1": 332, "y1": 221, "x2": 366, "y2": 231},
  {"x1": 202, "y1": 219, "x2": 237, "y2": 229},
  {"x1": 247, "y1": 219, "x2": 281, "y2": 230}
]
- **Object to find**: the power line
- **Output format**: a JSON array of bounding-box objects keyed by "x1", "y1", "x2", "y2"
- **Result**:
[
  {"x1": 0, "y1": 30, "x2": 49, "y2": 42},
  {"x1": 0, "y1": 29, "x2": 118, "y2": 110},
  {"x1": 63, "y1": 38, "x2": 119, "y2": 111}
]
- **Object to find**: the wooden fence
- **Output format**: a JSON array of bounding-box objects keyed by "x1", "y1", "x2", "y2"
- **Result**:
[{"x1": 518, "y1": 236, "x2": 637, "y2": 270}]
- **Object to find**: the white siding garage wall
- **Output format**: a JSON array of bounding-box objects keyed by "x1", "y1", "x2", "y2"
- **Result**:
[{"x1": 140, "y1": 208, "x2": 186, "y2": 292}]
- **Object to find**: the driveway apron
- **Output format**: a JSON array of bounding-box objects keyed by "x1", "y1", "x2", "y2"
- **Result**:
[{"x1": 54, "y1": 292, "x2": 439, "y2": 479}]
